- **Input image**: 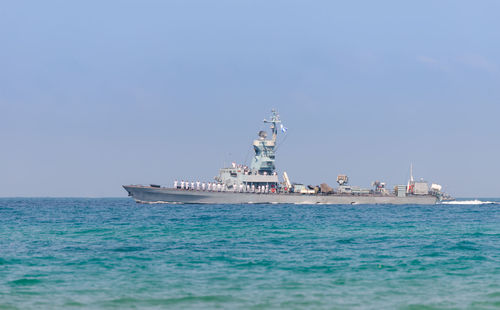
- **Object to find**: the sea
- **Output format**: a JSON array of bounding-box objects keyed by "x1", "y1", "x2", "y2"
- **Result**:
[{"x1": 1, "y1": 198, "x2": 499, "y2": 309}]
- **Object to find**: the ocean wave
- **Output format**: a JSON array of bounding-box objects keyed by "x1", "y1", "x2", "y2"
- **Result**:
[{"x1": 441, "y1": 200, "x2": 497, "y2": 205}]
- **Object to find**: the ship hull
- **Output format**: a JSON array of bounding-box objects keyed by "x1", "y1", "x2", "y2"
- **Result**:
[{"x1": 123, "y1": 185, "x2": 438, "y2": 205}]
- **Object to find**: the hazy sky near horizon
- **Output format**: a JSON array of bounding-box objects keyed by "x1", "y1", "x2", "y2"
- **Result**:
[{"x1": 1, "y1": 0, "x2": 500, "y2": 197}]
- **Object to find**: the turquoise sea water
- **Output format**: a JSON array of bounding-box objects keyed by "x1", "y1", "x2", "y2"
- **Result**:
[{"x1": 1, "y1": 198, "x2": 499, "y2": 309}]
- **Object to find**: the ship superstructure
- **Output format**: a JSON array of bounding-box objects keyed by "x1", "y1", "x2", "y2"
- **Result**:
[
  {"x1": 214, "y1": 110, "x2": 281, "y2": 192},
  {"x1": 123, "y1": 110, "x2": 450, "y2": 204}
]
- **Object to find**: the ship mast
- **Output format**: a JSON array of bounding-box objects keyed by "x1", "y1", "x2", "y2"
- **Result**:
[
  {"x1": 250, "y1": 109, "x2": 283, "y2": 174},
  {"x1": 263, "y1": 109, "x2": 282, "y2": 142}
]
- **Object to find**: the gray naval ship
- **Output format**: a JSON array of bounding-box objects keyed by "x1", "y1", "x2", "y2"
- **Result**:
[{"x1": 124, "y1": 110, "x2": 450, "y2": 205}]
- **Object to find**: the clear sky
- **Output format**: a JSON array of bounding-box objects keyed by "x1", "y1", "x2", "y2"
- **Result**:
[{"x1": 1, "y1": 1, "x2": 499, "y2": 197}]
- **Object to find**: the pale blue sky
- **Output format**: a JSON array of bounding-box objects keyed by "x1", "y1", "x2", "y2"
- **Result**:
[{"x1": 1, "y1": 1, "x2": 499, "y2": 197}]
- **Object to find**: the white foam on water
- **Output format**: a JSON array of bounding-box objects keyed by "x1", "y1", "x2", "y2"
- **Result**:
[
  {"x1": 441, "y1": 200, "x2": 496, "y2": 205},
  {"x1": 137, "y1": 200, "x2": 184, "y2": 204}
]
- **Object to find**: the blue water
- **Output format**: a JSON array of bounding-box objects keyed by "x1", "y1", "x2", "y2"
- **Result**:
[{"x1": 1, "y1": 198, "x2": 499, "y2": 309}]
